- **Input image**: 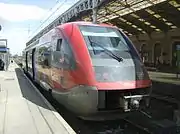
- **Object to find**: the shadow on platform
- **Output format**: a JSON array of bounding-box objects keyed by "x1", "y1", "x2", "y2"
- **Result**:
[{"x1": 15, "y1": 68, "x2": 54, "y2": 111}]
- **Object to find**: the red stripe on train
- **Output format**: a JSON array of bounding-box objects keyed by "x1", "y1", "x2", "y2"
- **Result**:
[
  {"x1": 96, "y1": 80, "x2": 152, "y2": 90},
  {"x1": 52, "y1": 79, "x2": 151, "y2": 91}
]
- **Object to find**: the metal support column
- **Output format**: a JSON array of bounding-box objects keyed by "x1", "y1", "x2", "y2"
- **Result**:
[{"x1": 92, "y1": 0, "x2": 98, "y2": 24}]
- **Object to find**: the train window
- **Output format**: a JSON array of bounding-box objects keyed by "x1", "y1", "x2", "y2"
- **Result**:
[
  {"x1": 44, "y1": 46, "x2": 52, "y2": 67},
  {"x1": 52, "y1": 38, "x2": 75, "y2": 69},
  {"x1": 26, "y1": 50, "x2": 32, "y2": 73},
  {"x1": 56, "y1": 39, "x2": 62, "y2": 51},
  {"x1": 79, "y1": 25, "x2": 140, "y2": 60},
  {"x1": 79, "y1": 26, "x2": 129, "y2": 51},
  {"x1": 37, "y1": 44, "x2": 51, "y2": 67},
  {"x1": 61, "y1": 40, "x2": 72, "y2": 65}
]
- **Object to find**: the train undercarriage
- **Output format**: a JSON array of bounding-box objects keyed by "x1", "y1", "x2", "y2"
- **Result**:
[
  {"x1": 98, "y1": 88, "x2": 151, "y2": 112},
  {"x1": 51, "y1": 85, "x2": 152, "y2": 120}
]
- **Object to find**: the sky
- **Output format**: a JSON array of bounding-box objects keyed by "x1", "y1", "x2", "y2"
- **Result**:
[{"x1": 0, "y1": 0, "x2": 79, "y2": 55}]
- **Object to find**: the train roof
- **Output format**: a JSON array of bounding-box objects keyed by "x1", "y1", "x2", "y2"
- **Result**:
[
  {"x1": 25, "y1": 21, "x2": 120, "y2": 51},
  {"x1": 57, "y1": 21, "x2": 117, "y2": 28}
]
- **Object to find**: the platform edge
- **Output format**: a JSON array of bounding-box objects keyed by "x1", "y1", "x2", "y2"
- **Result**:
[{"x1": 19, "y1": 68, "x2": 76, "y2": 134}]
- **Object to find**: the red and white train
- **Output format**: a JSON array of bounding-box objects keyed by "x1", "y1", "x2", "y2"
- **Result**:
[{"x1": 23, "y1": 22, "x2": 152, "y2": 119}]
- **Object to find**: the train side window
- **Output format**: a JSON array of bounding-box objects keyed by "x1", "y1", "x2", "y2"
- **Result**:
[
  {"x1": 52, "y1": 39, "x2": 61, "y2": 67},
  {"x1": 61, "y1": 39, "x2": 75, "y2": 69},
  {"x1": 56, "y1": 39, "x2": 62, "y2": 51},
  {"x1": 37, "y1": 46, "x2": 44, "y2": 66},
  {"x1": 44, "y1": 45, "x2": 51, "y2": 67},
  {"x1": 37, "y1": 44, "x2": 51, "y2": 68},
  {"x1": 52, "y1": 38, "x2": 75, "y2": 69}
]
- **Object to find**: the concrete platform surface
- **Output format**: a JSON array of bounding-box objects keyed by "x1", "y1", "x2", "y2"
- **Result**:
[
  {"x1": 0, "y1": 63, "x2": 76, "y2": 134},
  {"x1": 148, "y1": 71, "x2": 180, "y2": 85}
]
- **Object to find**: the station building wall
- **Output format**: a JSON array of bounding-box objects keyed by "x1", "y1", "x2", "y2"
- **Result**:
[{"x1": 129, "y1": 28, "x2": 180, "y2": 67}]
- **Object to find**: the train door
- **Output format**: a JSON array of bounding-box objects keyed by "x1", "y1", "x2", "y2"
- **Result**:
[
  {"x1": 28, "y1": 49, "x2": 33, "y2": 77},
  {"x1": 25, "y1": 51, "x2": 28, "y2": 72},
  {"x1": 43, "y1": 44, "x2": 53, "y2": 89},
  {"x1": 32, "y1": 48, "x2": 36, "y2": 80},
  {"x1": 37, "y1": 43, "x2": 52, "y2": 90}
]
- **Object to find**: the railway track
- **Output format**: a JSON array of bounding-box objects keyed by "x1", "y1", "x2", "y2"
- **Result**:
[
  {"x1": 151, "y1": 93, "x2": 180, "y2": 105},
  {"x1": 32, "y1": 78, "x2": 180, "y2": 134}
]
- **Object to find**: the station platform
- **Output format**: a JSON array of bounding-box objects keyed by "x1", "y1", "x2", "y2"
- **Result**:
[
  {"x1": 149, "y1": 71, "x2": 180, "y2": 102},
  {"x1": 148, "y1": 71, "x2": 180, "y2": 85},
  {"x1": 0, "y1": 63, "x2": 76, "y2": 134}
]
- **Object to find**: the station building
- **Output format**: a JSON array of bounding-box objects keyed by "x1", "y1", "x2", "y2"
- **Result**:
[{"x1": 0, "y1": 39, "x2": 10, "y2": 70}]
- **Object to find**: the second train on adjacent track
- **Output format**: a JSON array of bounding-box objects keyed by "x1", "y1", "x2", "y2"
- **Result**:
[{"x1": 23, "y1": 22, "x2": 152, "y2": 119}]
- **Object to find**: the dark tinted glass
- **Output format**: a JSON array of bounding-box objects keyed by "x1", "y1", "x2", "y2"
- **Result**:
[
  {"x1": 79, "y1": 25, "x2": 132, "y2": 59},
  {"x1": 52, "y1": 39, "x2": 75, "y2": 69},
  {"x1": 38, "y1": 43, "x2": 51, "y2": 67}
]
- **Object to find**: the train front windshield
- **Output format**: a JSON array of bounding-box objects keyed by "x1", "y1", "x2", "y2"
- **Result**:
[
  {"x1": 79, "y1": 25, "x2": 131, "y2": 59},
  {"x1": 79, "y1": 25, "x2": 145, "y2": 82}
]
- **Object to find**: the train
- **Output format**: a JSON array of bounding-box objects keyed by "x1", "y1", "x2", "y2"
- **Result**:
[{"x1": 23, "y1": 22, "x2": 152, "y2": 119}]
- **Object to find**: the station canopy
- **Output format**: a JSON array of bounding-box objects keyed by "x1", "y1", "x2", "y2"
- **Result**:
[
  {"x1": 81, "y1": 0, "x2": 180, "y2": 36},
  {"x1": 27, "y1": 0, "x2": 180, "y2": 46}
]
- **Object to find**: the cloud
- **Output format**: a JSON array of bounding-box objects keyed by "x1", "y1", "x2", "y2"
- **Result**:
[
  {"x1": 29, "y1": 1, "x2": 76, "y2": 38},
  {"x1": 0, "y1": 28, "x2": 28, "y2": 55},
  {"x1": 0, "y1": 3, "x2": 47, "y2": 22},
  {"x1": 0, "y1": 1, "x2": 78, "y2": 55}
]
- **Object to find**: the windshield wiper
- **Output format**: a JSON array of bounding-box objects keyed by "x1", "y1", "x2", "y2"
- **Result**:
[{"x1": 88, "y1": 38, "x2": 123, "y2": 62}]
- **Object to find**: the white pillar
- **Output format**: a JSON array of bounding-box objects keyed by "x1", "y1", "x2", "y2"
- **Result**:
[{"x1": 92, "y1": 0, "x2": 98, "y2": 24}]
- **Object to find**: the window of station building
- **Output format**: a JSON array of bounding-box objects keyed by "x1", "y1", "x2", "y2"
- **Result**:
[
  {"x1": 172, "y1": 42, "x2": 180, "y2": 67},
  {"x1": 154, "y1": 43, "x2": 162, "y2": 65},
  {"x1": 140, "y1": 44, "x2": 149, "y2": 62}
]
